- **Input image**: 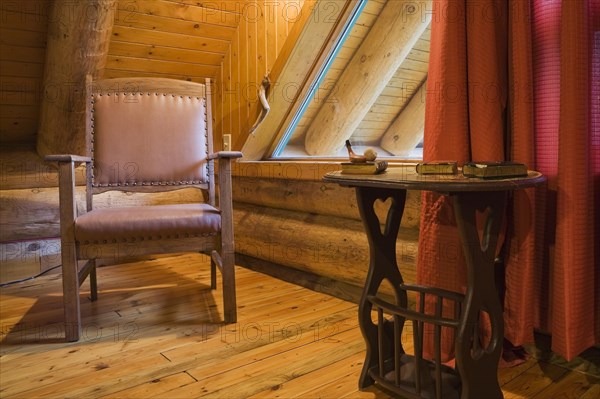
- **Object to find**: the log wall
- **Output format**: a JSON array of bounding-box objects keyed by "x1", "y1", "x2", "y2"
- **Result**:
[
  {"x1": 1, "y1": 150, "x2": 421, "y2": 300},
  {"x1": 231, "y1": 170, "x2": 421, "y2": 298},
  {"x1": 0, "y1": 147, "x2": 203, "y2": 282}
]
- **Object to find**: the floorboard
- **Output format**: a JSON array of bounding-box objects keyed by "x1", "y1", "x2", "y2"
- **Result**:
[{"x1": 1, "y1": 253, "x2": 598, "y2": 398}]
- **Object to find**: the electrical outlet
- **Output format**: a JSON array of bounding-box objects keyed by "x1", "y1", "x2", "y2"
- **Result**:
[{"x1": 223, "y1": 134, "x2": 231, "y2": 151}]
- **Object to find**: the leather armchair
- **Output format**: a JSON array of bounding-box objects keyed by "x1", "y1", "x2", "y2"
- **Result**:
[{"x1": 46, "y1": 77, "x2": 241, "y2": 341}]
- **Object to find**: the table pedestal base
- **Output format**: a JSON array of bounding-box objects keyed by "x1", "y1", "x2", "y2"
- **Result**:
[{"x1": 355, "y1": 187, "x2": 506, "y2": 399}]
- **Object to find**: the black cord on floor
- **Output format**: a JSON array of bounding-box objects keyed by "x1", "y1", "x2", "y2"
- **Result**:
[{"x1": 0, "y1": 265, "x2": 61, "y2": 288}]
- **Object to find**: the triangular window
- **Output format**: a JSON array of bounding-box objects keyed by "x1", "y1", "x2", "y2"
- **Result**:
[{"x1": 269, "y1": 0, "x2": 429, "y2": 160}]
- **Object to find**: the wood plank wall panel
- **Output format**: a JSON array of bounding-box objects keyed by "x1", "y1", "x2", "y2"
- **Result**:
[
  {"x1": 104, "y1": 0, "x2": 244, "y2": 82},
  {"x1": 0, "y1": 0, "x2": 50, "y2": 145},
  {"x1": 214, "y1": 0, "x2": 305, "y2": 150}
]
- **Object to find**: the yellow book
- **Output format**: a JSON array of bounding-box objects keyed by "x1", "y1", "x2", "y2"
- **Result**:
[
  {"x1": 341, "y1": 161, "x2": 388, "y2": 175},
  {"x1": 416, "y1": 161, "x2": 458, "y2": 175},
  {"x1": 462, "y1": 161, "x2": 528, "y2": 178}
]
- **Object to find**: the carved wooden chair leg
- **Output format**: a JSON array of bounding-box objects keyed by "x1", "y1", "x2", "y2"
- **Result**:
[
  {"x1": 62, "y1": 247, "x2": 81, "y2": 342},
  {"x1": 210, "y1": 256, "x2": 217, "y2": 290},
  {"x1": 222, "y1": 253, "x2": 237, "y2": 323},
  {"x1": 89, "y1": 259, "x2": 98, "y2": 302}
]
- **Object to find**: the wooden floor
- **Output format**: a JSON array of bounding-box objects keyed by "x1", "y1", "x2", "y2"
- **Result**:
[{"x1": 1, "y1": 254, "x2": 598, "y2": 398}]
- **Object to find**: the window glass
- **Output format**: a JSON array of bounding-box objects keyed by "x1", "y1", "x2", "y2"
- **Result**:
[{"x1": 272, "y1": 0, "x2": 429, "y2": 160}]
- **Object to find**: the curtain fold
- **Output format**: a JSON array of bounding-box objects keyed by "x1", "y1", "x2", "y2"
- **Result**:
[
  {"x1": 550, "y1": 0, "x2": 599, "y2": 359},
  {"x1": 419, "y1": 0, "x2": 507, "y2": 361},
  {"x1": 419, "y1": 0, "x2": 599, "y2": 362}
]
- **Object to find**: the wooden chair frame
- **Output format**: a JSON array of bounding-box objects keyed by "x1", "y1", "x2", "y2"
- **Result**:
[{"x1": 47, "y1": 77, "x2": 242, "y2": 341}]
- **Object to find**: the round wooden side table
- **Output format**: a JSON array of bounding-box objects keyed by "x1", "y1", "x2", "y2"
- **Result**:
[{"x1": 323, "y1": 167, "x2": 546, "y2": 399}]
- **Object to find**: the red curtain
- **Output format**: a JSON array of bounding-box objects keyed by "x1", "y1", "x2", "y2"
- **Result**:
[{"x1": 419, "y1": 0, "x2": 600, "y2": 361}]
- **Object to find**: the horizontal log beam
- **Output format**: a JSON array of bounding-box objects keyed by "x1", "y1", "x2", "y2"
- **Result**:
[
  {"x1": 232, "y1": 176, "x2": 420, "y2": 229},
  {"x1": 0, "y1": 147, "x2": 86, "y2": 190},
  {"x1": 233, "y1": 202, "x2": 418, "y2": 290},
  {"x1": 0, "y1": 238, "x2": 61, "y2": 283},
  {"x1": 0, "y1": 187, "x2": 204, "y2": 241}
]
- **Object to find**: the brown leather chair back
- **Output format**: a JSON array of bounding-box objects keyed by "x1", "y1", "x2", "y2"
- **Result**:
[{"x1": 89, "y1": 78, "x2": 213, "y2": 190}]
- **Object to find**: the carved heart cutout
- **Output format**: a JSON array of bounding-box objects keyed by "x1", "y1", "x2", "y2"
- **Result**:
[
  {"x1": 475, "y1": 206, "x2": 501, "y2": 253},
  {"x1": 374, "y1": 197, "x2": 394, "y2": 235}
]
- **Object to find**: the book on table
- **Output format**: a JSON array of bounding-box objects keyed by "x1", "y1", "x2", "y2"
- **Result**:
[
  {"x1": 416, "y1": 161, "x2": 458, "y2": 175},
  {"x1": 340, "y1": 160, "x2": 388, "y2": 175},
  {"x1": 462, "y1": 161, "x2": 528, "y2": 178}
]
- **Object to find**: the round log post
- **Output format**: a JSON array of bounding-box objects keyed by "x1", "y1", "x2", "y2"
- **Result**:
[
  {"x1": 380, "y1": 80, "x2": 427, "y2": 156},
  {"x1": 37, "y1": 0, "x2": 117, "y2": 157}
]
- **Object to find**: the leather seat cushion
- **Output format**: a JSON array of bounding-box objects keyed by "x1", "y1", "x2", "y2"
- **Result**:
[{"x1": 74, "y1": 204, "x2": 221, "y2": 243}]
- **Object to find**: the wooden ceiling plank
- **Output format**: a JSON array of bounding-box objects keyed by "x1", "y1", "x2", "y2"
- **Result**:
[
  {"x1": 0, "y1": 13, "x2": 47, "y2": 33},
  {"x1": 105, "y1": 56, "x2": 219, "y2": 77},
  {"x1": 387, "y1": 74, "x2": 425, "y2": 87},
  {"x1": 0, "y1": 28, "x2": 47, "y2": 47},
  {"x1": 0, "y1": 61, "x2": 45, "y2": 78},
  {"x1": 352, "y1": 127, "x2": 386, "y2": 137},
  {"x1": 412, "y1": 39, "x2": 432, "y2": 52},
  {"x1": 0, "y1": 128, "x2": 35, "y2": 144},
  {"x1": 266, "y1": 0, "x2": 278, "y2": 71},
  {"x1": 361, "y1": 0, "x2": 386, "y2": 16},
  {"x1": 116, "y1": 11, "x2": 236, "y2": 41},
  {"x1": 0, "y1": 117, "x2": 37, "y2": 135},
  {"x1": 304, "y1": 0, "x2": 432, "y2": 155},
  {"x1": 380, "y1": 80, "x2": 427, "y2": 156},
  {"x1": 375, "y1": 94, "x2": 408, "y2": 106},
  {"x1": 102, "y1": 68, "x2": 204, "y2": 83},
  {"x1": 396, "y1": 58, "x2": 429, "y2": 73},
  {"x1": 0, "y1": 77, "x2": 42, "y2": 105},
  {"x1": 406, "y1": 48, "x2": 431, "y2": 63},
  {"x1": 0, "y1": 44, "x2": 46, "y2": 63},
  {"x1": 167, "y1": 0, "x2": 250, "y2": 15},
  {"x1": 356, "y1": 119, "x2": 393, "y2": 130},
  {"x1": 349, "y1": 131, "x2": 385, "y2": 144},
  {"x1": 368, "y1": 103, "x2": 407, "y2": 115},
  {"x1": 118, "y1": 0, "x2": 240, "y2": 28},
  {"x1": 0, "y1": 105, "x2": 39, "y2": 119},
  {"x1": 276, "y1": 1, "x2": 288, "y2": 55},
  {"x1": 109, "y1": 41, "x2": 224, "y2": 65},
  {"x1": 110, "y1": 26, "x2": 230, "y2": 54}
]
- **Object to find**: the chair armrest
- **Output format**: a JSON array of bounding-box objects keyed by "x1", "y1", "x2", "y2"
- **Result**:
[
  {"x1": 214, "y1": 152, "x2": 240, "y2": 256},
  {"x1": 46, "y1": 155, "x2": 85, "y2": 241},
  {"x1": 207, "y1": 151, "x2": 243, "y2": 160},
  {"x1": 45, "y1": 154, "x2": 92, "y2": 164}
]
